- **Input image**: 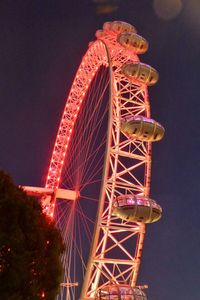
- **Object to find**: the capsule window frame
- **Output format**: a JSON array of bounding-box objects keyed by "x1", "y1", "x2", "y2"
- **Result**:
[{"x1": 139, "y1": 72, "x2": 147, "y2": 81}]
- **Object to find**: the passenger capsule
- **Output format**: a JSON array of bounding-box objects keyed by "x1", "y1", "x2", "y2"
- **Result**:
[
  {"x1": 122, "y1": 62, "x2": 159, "y2": 86},
  {"x1": 103, "y1": 21, "x2": 136, "y2": 34},
  {"x1": 117, "y1": 32, "x2": 149, "y2": 54},
  {"x1": 95, "y1": 29, "x2": 104, "y2": 39},
  {"x1": 95, "y1": 284, "x2": 147, "y2": 300},
  {"x1": 113, "y1": 194, "x2": 162, "y2": 223},
  {"x1": 121, "y1": 116, "x2": 165, "y2": 142}
]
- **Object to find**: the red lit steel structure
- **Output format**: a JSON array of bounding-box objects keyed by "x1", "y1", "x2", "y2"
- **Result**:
[{"x1": 23, "y1": 21, "x2": 164, "y2": 300}]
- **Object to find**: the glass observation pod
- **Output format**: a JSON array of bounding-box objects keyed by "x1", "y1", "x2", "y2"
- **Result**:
[
  {"x1": 113, "y1": 194, "x2": 162, "y2": 223},
  {"x1": 103, "y1": 21, "x2": 137, "y2": 34},
  {"x1": 95, "y1": 285, "x2": 147, "y2": 300},
  {"x1": 117, "y1": 32, "x2": 149, "y2": 54},
  {"x1": 95, "y1": 29, "x2": 105, "y2": 38},
  {"x1": 121, "y1": 115, "x2": 165, "y2": 142},
  {"x1": 122, "y1": 62, "x2": 159, "y2": 86}
]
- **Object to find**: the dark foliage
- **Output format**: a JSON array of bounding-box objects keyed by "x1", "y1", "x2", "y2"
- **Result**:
[{"x1": 0, "y1": 171, "x2": 64, "y2": 300}]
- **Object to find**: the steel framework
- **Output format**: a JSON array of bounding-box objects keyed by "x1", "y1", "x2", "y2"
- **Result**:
[{"x1": 40, "y1": 22, "x2": 157, "y2": 300}]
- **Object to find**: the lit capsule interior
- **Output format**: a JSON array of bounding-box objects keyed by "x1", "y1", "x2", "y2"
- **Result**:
[
  {"x1": 103, "y1": 21, "x2": 136, "y2": 34},
  {"x1": 117, "y1": 32, "x2": 148, "y2": 54},
  {"x1": 113, "y1": 194, "x2": 162, "y2": 223},
  {"x1": 122, "y1": 62, "x2": 159, "y2": 86},
  {"x1": 121, "y1": 116, "x2": 165, "y2": 142},
  {"x1": 95, "y1": 285, "x2": 147, "y2": 300}
]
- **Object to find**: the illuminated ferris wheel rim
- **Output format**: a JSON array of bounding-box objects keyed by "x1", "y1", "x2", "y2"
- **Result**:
[
  {"x1": 42, "y1": 20, "x2": 164, "y2": 300},
  {"x1": 45, "y1": 40, "x2": 109, "y2": 189},
  {"x1": 45, "y1": 36, "x2": 152, "y2": 203}
]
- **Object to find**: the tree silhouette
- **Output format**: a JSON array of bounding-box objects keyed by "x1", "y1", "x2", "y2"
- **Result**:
[{"x1": 0, "y1": 171, "x2": 64, "y2": 300}]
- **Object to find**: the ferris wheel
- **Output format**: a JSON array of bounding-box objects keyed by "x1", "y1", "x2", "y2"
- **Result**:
[{"x1": 25, "y1": 21, "x2": 165, "y2": 300}]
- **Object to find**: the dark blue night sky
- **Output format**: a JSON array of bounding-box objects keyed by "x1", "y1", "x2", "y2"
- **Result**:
[{"x1": 0, "y1": 1, "x2": 200, "y2": 299}]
